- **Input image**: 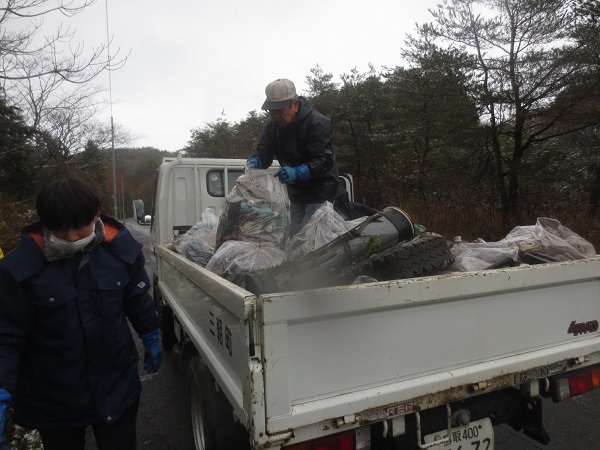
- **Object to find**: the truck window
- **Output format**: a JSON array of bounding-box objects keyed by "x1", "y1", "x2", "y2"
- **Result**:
[{"x1": 206, "y1": 169, "x2": 244, "y2": 197}]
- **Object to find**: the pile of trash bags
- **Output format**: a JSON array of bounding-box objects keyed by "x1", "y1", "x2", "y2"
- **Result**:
[
  {"x1": 173, "y1": 168, "x2": 367, "y2": 288},
  {"x1": 173, "y1": 168, "x2": 597, "y2": 289}
]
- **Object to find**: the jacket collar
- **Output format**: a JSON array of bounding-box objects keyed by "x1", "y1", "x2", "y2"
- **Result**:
[
  {"x1": 44, "y1": 219, "x2": 107, "y2": 262},
  {"x1": 99, "y1": 215, "x2": 142, "y2": 265},
  {"x1": 0, "y1": 215, "x2": 141, "y2": 282}
]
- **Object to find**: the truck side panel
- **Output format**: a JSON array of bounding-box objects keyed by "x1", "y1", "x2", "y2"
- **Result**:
[
  {"x1": 157, "y1": 245, "x2": 257, "y2": 427},
  {"x1": 259, "y1": 258, "x2": 600, "y2": 433}
]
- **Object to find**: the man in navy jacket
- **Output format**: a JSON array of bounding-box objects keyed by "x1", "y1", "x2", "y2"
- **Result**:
[
  {"x1": 247, "y1": 78, "x2": 340, "y2": 235},
  {"x1": 0, "y1": 178, "x2": 162, "y2": 450}
]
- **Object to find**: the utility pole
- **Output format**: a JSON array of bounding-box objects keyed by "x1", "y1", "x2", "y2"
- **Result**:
[{"x1": 105, "y1": 0, "x2": 118, "y2": 220}]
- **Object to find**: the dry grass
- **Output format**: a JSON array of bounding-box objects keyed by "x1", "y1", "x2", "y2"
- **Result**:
[{"x1": 401, "y1": 201, "x2": 600, "y2": 252}]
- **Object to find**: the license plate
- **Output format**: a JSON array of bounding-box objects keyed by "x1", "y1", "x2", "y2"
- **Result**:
[{"x1": 424, "y1": 418, "x2": 494, "y2": 450}]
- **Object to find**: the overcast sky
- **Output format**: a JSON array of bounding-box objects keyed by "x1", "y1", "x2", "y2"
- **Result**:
[{"x1": 41, "y1": 0, "x2": 440, "y2": 152}]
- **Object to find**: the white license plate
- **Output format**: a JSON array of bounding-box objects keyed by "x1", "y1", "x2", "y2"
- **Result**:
[{"x1": 424, "y1": 418, "x2": 494, "y2": 450}]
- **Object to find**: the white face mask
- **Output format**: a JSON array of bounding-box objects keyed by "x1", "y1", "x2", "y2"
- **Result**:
[{"x1": 49, "y1": 229, "x2": 96, "y2": 253}]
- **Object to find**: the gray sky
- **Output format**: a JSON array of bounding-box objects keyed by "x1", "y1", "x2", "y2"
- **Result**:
[{"x1": 48, "y1": 0, "x2": 439, "y2": 152}]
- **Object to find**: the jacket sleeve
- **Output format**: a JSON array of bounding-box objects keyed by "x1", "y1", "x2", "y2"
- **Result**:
[
  {"x1": 123, "y1": 252, "x2": 159, "y2": 337},
  {"x1": 254, "y1": 122, "x2": 276, "y2": 168},
  {"x1": 0, "y1": 267, "x2": 33, "y2": 395},
  {"x1": 303, "y1": 115, "x2": 335, "y2": 179}
]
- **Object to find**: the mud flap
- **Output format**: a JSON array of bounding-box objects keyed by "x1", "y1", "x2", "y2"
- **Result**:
[{"x1": 521, "y1": 397, "x2": 551, "y2": 445}]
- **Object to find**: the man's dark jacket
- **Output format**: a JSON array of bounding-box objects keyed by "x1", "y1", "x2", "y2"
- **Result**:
[
  {"x1": 0, "y1": 215, "x2": 158, "y2": 429},
  {"x1": 254, "y1": 96, "x2": 339, "y2": 204}
]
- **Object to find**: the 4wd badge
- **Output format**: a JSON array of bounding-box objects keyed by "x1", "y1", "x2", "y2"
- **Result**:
[{"x1": 568, "y1": 320, "x2": 599, "y2": 336}]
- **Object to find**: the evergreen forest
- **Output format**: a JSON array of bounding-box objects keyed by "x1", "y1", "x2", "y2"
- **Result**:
[{"x1": 1, "y1": 0, "x2": 600, "y2": 254}]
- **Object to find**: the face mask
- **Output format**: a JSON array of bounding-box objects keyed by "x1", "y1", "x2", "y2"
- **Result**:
[{"x1": 49, "y1": 229, "x2": 96, "y2": 253}]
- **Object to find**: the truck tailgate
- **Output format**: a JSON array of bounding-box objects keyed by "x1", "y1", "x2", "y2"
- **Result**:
[{"x1": 259, "y1": 257, "x2": 600, "y2": 434}]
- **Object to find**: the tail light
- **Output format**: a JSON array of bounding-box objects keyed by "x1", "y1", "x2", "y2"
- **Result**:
[
  {"x1": 285, "y1": 427, "x2": 370, "y2": 450},
  {"x1": 553, "y1": 367, "x2": 600, "y2": 401},
  {"x1": 314, "y1": 432, "x2": 354, "y2": 450}
]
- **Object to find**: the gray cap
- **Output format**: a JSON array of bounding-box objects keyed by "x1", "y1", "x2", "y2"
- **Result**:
[{"x1": 261, "y1": 78, "x2": 296, "y2": 110}]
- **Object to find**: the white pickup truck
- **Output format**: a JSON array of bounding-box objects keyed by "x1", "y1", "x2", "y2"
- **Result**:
[{"x1": 150, "y1": 156, "x2": 600, "y2": 450}]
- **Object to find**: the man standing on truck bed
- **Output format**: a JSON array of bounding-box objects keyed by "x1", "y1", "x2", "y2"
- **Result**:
[
  {"x1": 0, "y1": 178, "x2": 163, "y2": 450},
  {"x1": 247, "y1": 78, "x2": 340, "y2": 235}
]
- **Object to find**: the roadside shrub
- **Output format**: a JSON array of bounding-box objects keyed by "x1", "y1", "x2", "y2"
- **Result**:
[{"x1": 0, "y1": 193, "x2": 36, "y2": 254}]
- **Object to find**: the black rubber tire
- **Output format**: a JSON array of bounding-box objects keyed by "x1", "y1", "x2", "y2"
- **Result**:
[
  {"x1": 340, "y1": 233, "x2": 455, "y2": 282},
  {"x1": 187, "y1": 356, "x2": 217, "y2": 450},
  {"x1": 187, "y1": 356, "x2": 250, "y2": 450}
]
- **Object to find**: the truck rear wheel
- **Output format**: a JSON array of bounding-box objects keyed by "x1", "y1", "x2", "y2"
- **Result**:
[
  {"x1": 340, "y1": 233, "x2": 455, "y2": 282},
  {"x1": 187, "y1": 356, "x2": 250, "y2": 450},
  {"x1": 188, "y1": 356, "x2": 216, "y2": 450}
]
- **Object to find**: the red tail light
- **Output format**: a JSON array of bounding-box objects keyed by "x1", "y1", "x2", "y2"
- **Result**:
[
  {"x1": 568, "y1": 368, "x2": 600, "y2": 396},
  {"x1": 313, "y1": 431, "x2": 355, "y2": 450},
  {"x1": 554, "y1": 367, "x2": 600, "y2": 401},
  {"x1": 286, "y1": 429, "x2": 362, "y2": 450}
]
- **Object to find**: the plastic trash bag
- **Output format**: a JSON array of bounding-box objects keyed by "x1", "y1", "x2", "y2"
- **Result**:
[
  {"x1": 215, "y1": 168, "x2": 290, "y2": 250},
  {"x1": 449, "y1": 217, "x2": 596, "y2": 272},
  {"x1": 502, "y1": 217, "x2": 596, "y2": 263},
  {"x1": 450, "y1": 240, "x2": 520, "y2": 272},
  {"x1": 286, "y1": 201, "x2": 355, "y2": 260},
  {"x1": 173, "y1": 209, "x2": 219, "y2": 266},
  {"x1": 186, "y1": 235, "x2": 216, "y2": 267},
  {"x1": 206, "y1": 240, "x2": 288, "y2": 288},
  {"x1": 351, "y1": 275, "x2": 379, "y2": 285}
]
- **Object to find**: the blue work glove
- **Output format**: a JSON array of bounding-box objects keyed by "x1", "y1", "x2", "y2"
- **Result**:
[
  {"x1": 140, "y1": 329, "x2": 163, "y2": 374},
  {"x1": 0, "y1": 389, "x2": 11, "y2": 450},
  {"x1": 275, "y1": 164, "x2": 310, "y2": 184},
  {"x1": 246, "y1": 156, "x2": 262, "y2": 169}
]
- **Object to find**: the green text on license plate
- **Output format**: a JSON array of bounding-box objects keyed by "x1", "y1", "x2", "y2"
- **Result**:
[{"x1": 424, "y1": 418, "x2": 494, "y2": 450}]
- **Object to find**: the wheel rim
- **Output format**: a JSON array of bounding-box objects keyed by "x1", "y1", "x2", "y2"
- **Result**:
[{"x1": 190, "y1": 374, "x2": 208, "y2": 450}]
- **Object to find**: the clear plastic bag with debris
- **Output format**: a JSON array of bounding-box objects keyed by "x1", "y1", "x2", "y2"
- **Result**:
[
  {"x1": 449, "y1": 217, "x2": 596, "y2": 272},
  {"x1": 286, "y1": 201, "x2": 355, "y2": 261},
  {"x1": 206, "y1": 240, "x2": 288, "y2": 288},
  {"x1": 501, "y1": 217, "x2": 596, "y2": 263},
  {"x1": 173, "y1": 209, "x2": 219, "y2": 266},
  {"x1": 351, "y1": 275, "x2": 379, "y2": 285},
  {"x1": 215, "y1": 168, "x2": 290, "y2": 250},
  {"x1": 449, "y1": 240, "x2": 520, "y2": 272}
]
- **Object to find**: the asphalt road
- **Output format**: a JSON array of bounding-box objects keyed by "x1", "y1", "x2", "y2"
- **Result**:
[{"x1": 103, "y1": 220, "x2": 600, "y2": 450}]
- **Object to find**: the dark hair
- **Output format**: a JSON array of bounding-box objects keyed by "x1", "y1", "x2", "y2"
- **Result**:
[{"x1": 36, "y1": 178, "x2": 101, "y2": 231}]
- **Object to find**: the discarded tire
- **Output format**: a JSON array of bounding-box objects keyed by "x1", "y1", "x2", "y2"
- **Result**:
[{"x1": 340, "y1": 233, "x2": 455, "y2": 282}]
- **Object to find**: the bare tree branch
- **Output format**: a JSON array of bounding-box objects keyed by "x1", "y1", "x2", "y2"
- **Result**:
[{"x1": 0, "y1": 0, "x2": 127, "y2": 84}]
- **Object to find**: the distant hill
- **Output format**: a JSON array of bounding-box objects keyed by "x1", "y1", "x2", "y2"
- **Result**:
[{"x1": 114, "y1": 147, "x2": 177, "y2": 218}]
